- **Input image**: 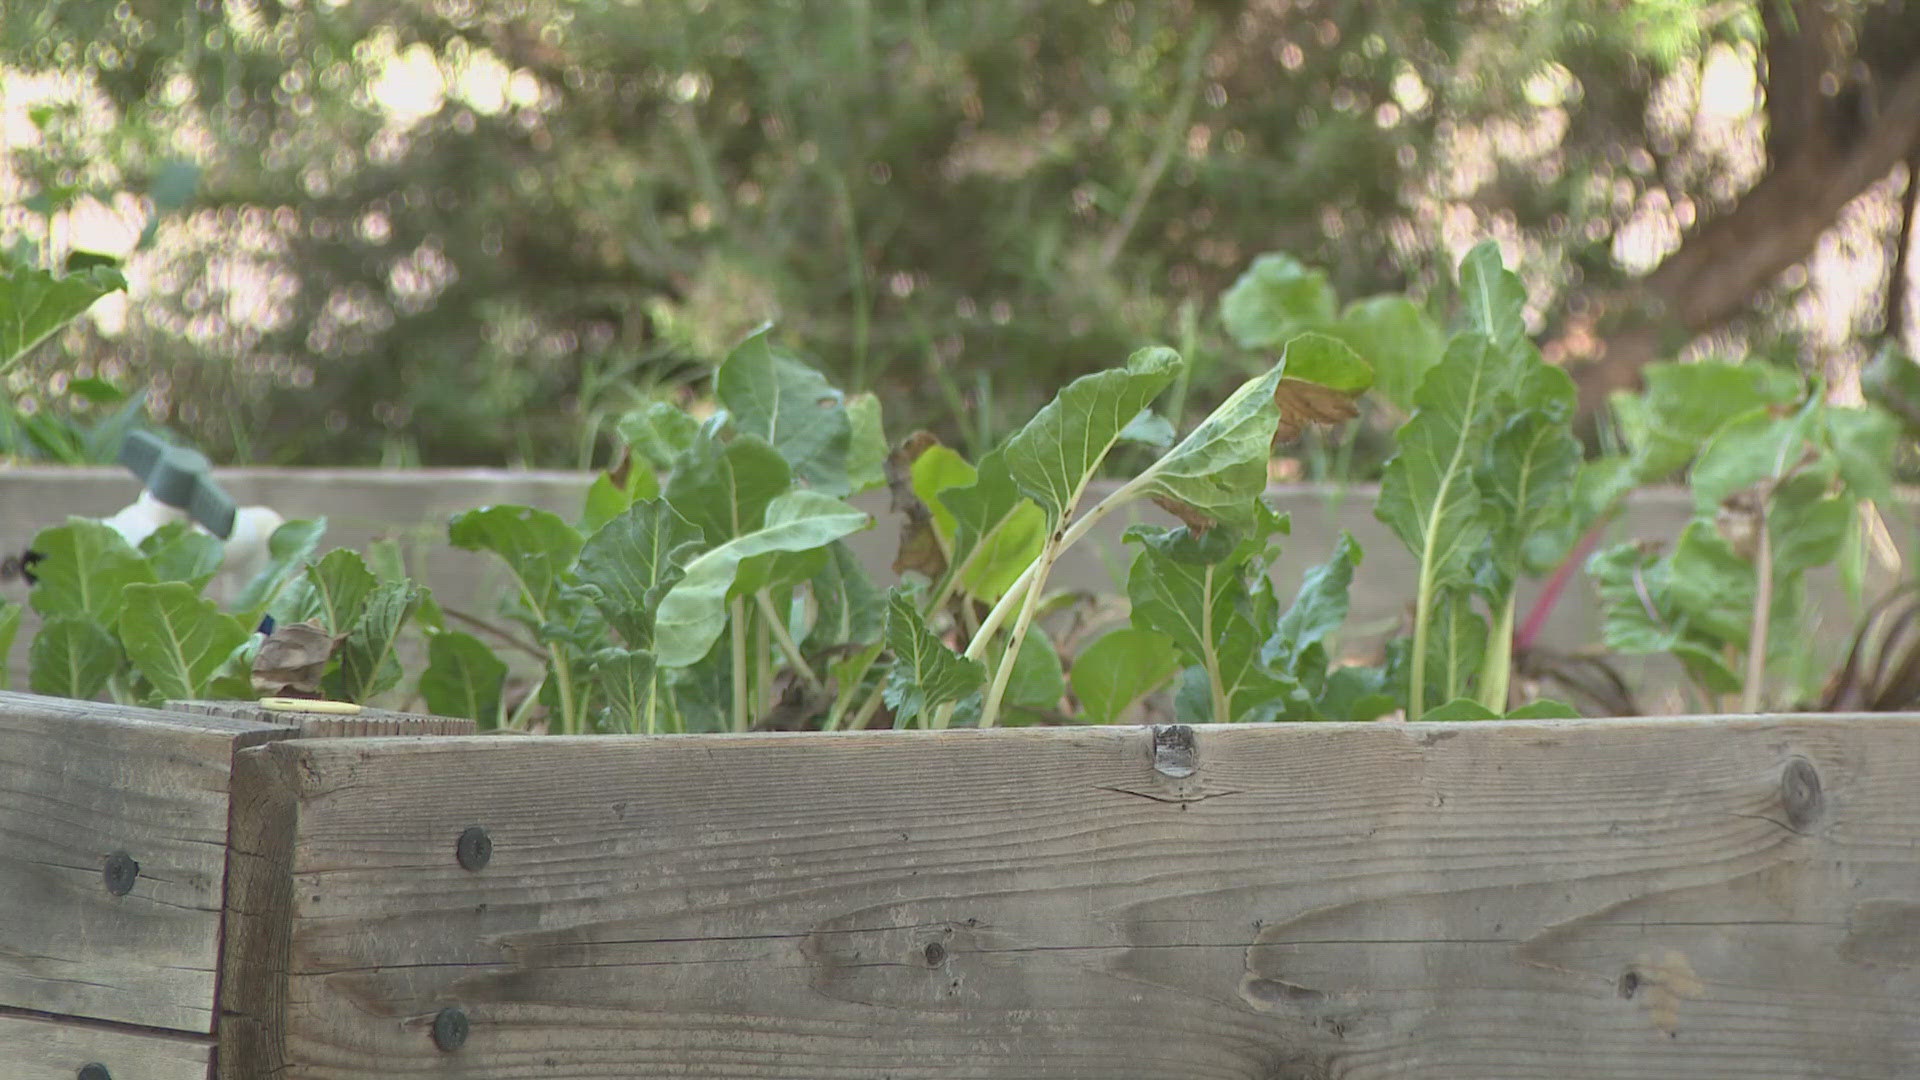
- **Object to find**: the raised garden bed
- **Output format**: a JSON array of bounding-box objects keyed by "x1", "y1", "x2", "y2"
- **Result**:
[{"x1": 4, "y1": 689, "x2": 1918, "y2": 1078}]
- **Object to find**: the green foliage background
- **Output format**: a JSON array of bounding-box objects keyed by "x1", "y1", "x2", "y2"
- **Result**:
[{"x1": 0, "y1": 0, "x2": 1893, "y2": 466}]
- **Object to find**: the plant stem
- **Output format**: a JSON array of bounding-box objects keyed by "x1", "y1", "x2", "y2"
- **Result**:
[
  {"x1": 730, "y1": 597, "x2": 749, "y2": 732},
  {"x1": 979, "y1": 538, "x2": 1061, "y2": 728},
  {"x1": 755, "y1": 605, "x2": 772, "y2": 717},
  {"x1": 1409, "y1": 560, "x2": 1437, "y2": 718},
  {"x1": 440, "y1": 605, "x2": 548, "y2": 662},
  {"x1": 1200, "y1": 565, "x2": 1229, "y2": 721},
  {"x1": 754, "y1": 590, "x2": 823, "y2": 691},
  {"x1": 1743, "y1": 506, "x2": 1774, "y2": 714},
  {"x1": 1514, "y1": 515, "x2": 1615, "y2": 654},
  {"x1": 1478, "y1": 593, "x2": 1517, "y2": 713},
  {"x1": 548, "y1": 647, "x2": 578, "y2": 734}
]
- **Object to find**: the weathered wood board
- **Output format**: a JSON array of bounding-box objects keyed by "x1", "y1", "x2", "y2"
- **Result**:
[
  {"x1": 0, "y1": 691, "x2": 291, "y2": 1033},
  {"x1": 231, "y1": 715, "x2": 1920, "y2": 1079},
  {"x1": 0, "y1": 1012, "x2": 212, "y2": 1080}
]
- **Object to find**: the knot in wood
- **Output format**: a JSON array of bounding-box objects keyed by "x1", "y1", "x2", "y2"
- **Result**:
[
  {"x1": 1152, "y1": 724, "x2": 1197, "y2": 778},
  {"x1": 1779, "y1": 757, "x2": 1823, "y2": 832}
]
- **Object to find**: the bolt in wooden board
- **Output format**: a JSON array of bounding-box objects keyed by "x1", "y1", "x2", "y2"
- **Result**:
[
  {"x1": 229, "y1": 715, "x2": 1920, "y2": 1079},
  {"x1": 0, "y1": 691, "x2": 292, "y2": 1033},
  {"x1": 0, "y1": 1012, "x2": 212, "y2": 1080}
]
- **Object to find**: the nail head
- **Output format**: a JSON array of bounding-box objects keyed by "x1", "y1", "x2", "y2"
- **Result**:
[
  {"x1": 78, "y1": 1065, "x2": 111, "y2": 1080},
  {"x1": 102, "y1": 851, "x2": 139, "y2": 896},
  {"x1": 432, "y1": 1006, "x2": 469, "y2": 1051},
  {"x1": 456, "y1": 826, "x2": 492, "y2": 871}
]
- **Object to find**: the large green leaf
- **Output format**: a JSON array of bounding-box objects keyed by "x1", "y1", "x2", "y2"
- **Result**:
[
  {"x1": 1689, "y1": 405, "x2": 1820, "y2": 515},
  {"x1": 589, "y1": 647, "x2": 665, "y2": 733},
  {"x1": 144, "y1": 526, "x2": 225, "y2": 590},
  {"x1": 1768, "y1": 481, "x2": 1854, "y2": 580},
  {"x1": 1457, "y1": 242, "x2": 1528, "y2": 355},
  {"x1": 804, "y1": 541, "x2": 884, "y2": 651},
  {"x1": 1070, "y1": 627, "x2": 1179, "y2": 723},
  {"x1": 717, "y1": 326, "x2": 854, "y2": 495},
  {"x1": 1003, "y1": 629, "x2": 1065, "y2": 710},
  {"x1": 1220, "y1": 253, "x2": 1337, "y2": 349},
  {"x1": 663, "y1": 431, "x2": 792, "y2": 544},
  {"x1": 617, "y1": 400, "x2": 700, "y2": 471},
  {"x1": 1263, "y1": 530, "x2": 1361, "y2": 686},
  {"x1": 273, "y1": 548, "x2": 378, "y2": 635},
  {"x1": 575, "y1": 499, "x2": 704, "y2": 647},
  {"x1": 1124, "y1": 520, "x2": 1302, "y2": 722},
  {"x1": 28, "y1": 614, "x2": 121, "y2": 700},
  {"x1": 118, "y1": 582, "x2": 250, "y2": 701},
  {"x1": 1333, "y1": 294, "x2": 1444, "y2": 412},
  {"x1": 940, "y1": 448, "x2": 1047, "y2": 601},
  {"x1": 1003, "y1": 346, "x2": 1181, "y2": 526},
  {"x1": 231, "y1": 517, "x2": 327, "y2": 617},
  {"x1": 1626, "y1": 361, "x2": 1804, "y2": 479},
  {"x1": 910, "y1": 443, "x2": 977, "y2": 541},
  {"x1": 325, "y1": 580, "x2": 422, "y2": 702},
  {"x1": 418, "y1": 630, "x2": 508, "y2": 726},
  {"x1": 1, "y1": 263, "x2": 127, "y2": 371},
  {"x1": 1125, "y1": 359, "x2": 1284, "y2": 530},
  {"x1": 1375, "y1": 332, "x2": 1515, "y2": 593},
  {"x1": 881, "y1": 587, "x2": 986, "y2": 725},
  {"x1": 27, "y1": 518, "x2": 156, "y2": 624},
  {"x1": 1473, "y1": 403, "x2": 1581, "y2": 599},
  {"x1": 1586, "y1": 540, "x2": 1739, "y2": 693},
  {"x1": 845, "y1": 391, "x2": 889, "y2": 494},
  {"x1": 1823, "y1": 406, "x2": 1897, "y2": 507},
  {"x1": 448, "y1": 504, "x2": 583, "y2": 621},
  {"x1": 653, "y1": 491, "x2": 871, "y2": 667}
]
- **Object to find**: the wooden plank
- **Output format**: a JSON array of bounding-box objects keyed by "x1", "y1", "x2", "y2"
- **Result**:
[
  {"x1": 171, "y1": 699, "x2": 478, "y2": 737},
  {"x1": 0, "y1": 691, "x2": 292, "y2": 1033},
  {"x1": 231, "y1": 715, "x2": 1920, "y2": 1079},
  {"x1": 0, "y1": 1012, "x2": 212, "y2": 1080}
]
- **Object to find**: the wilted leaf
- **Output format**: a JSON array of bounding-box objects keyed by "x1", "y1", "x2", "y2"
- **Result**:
[{"x1": 251, "y1": 620, "x2": 340, "y2": 697}]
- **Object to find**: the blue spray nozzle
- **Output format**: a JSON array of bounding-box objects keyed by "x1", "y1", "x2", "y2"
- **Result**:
[{"x1": 118, "y1": 430, "x2": 237, "y2": 539}]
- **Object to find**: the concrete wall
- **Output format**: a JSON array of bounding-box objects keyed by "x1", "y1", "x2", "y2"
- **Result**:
[{"x1": 3, "y1": 467, "x2": 1911, "y2": 711}]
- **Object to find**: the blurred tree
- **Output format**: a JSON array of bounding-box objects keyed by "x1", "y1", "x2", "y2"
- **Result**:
[{"x1": 1, "y1": 0, "x2": 1914, "y2": 465}]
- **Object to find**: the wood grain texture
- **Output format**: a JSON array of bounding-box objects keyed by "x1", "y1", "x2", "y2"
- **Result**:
[
  {"x1": 172, "y1": 699, "x2": 478, "y2": 737},
  {"x1": 0, "y1": 691, "x2": 291, "y2": 1032},
  {"x1": 237, "y1": 716, "x2": 1920, "y2": 1080},
  {"x1": 0, "y1": 1011, "x2": 212, "y2": 1080}
]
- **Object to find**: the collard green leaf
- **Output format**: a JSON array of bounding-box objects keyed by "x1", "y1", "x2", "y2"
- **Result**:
[
  {"x1": 667, "y1": 641, "x2": 732, "y2": 733},
  {"x1": 1375, "y1": 333, "x2": 1516, "y2": 592},
  {"x1": 232, "y1": 517, "x2": 327, "y2": 617},
  {"x1": 1422, "y1": 587, "x2": 1487, "y2": 712},
  {"x1": 1823, "y1": 406, "x2": 1897, "y2": 507},
  {"x1": 653, "y1": 491, "x2": 871, "y2": 667},
  {"x1": 1003, "y1": 629, "x2": 1066, "y2": 710},
  {"x1": 845, "y1": 391, "x2": 889, "y2": 494},
  {"x1": 589, "y1": 647, "x2": 663, "y2": 733},
  {"x1": 1689, "y1": 406, "x2": 1819, "y2": 515},
  {"x1": 145, "y1": 526, "x2": 225, "y2": 589},
  {"x1": 576, "y1": 499, "x2": 704, "y2": 647},
  {"x1": 941, "y1": 448, "x2": 1046, "y2": 601},
  {"x1": 1118, "y1": 410, "x2": 1177, "y2": 449},
  {"x1": 1419, "y1": 698, "x2": 1501, "y2": 721},
  {"x1": 1474, "y1": 404, "x2": 1581, "y2": 598},
  {"x1": 1126, "y1": 360, "x2": 1283, "y2": 530},
  {"x1": 663, "y1": 432, "x2": 792, "y2": 544},
  {"x1": 1, "y1": 263, "x2": 127, "y2": 371},
  {"x1": 1003, "y1": 346, "x2": 1181, "y2": 527},
  {"x1": 1124, "y1": 520, "x2": 1303, "y2": 722},
  {"x1": 617, "y1": 400, "x2": 700, "y2": 471},
  {"x1": 1333, "y1": 294, "x2": 1445, "y2": 412},
  {"x1": 1071, "y1": 627, "x2": 1179, "y2": 723},
  {"x1": 205, "y1": 636, "x2": 261, "y2": 701},
  {"x1": 804, "y1": 541, "x2": 883, "y2": 651},
  {"x1": 0, "y1": 600, "x2": 19, "y2": 690},
  {"x1": 326, "y1": 580, "x2": 422, "y2": 702},
  {"x1": 1264, "y1": 530, "x2": 1361, "y2": 679},
  {"x1": 27, "y1": 518, "x2": 156, "y2": 623},
  {"x1": 717, "y1": 326, "x2": 854, "y2": 495},
  {"x1": 1627, "y1": 361, "x2": 1803, "y2": 479},
  {"x1": 1457, "y1": 241, "x2": 1527, "y2": 355},
  {"x1": 1505, "y1": 699, "x2": 1582, "y2": 719},
  {"x1": 881, "y1": 587, "x2": 986, "y2": 725},
  {"x1": 28, "y1": 614, "x2": 120, "y2": 700},
  {"x1": 1220, "y1": 253, "x2": 1337, "y2": 349},
  {"x1": 1768, "y1": 483, "x2": 1853, "y2": 580},
  {"x1": 910, "y1": 443, "x2": 976, "y2": 541},
  {"x1": 580, "y1": 474, "x2": 635, "y2": 536},
  {"x1": 448, "y1": 504, "x2": 583, "y2": 620},
  {"x1": 420, "y1": 630, "x2": 508, "y2": 726},
  {"x1": 274, "y1": 548, "x2": 378, "y2": 635},
  {"x1": 1319, "y1": 639, "x2": 1409, "y2": 720},
  {"x1": 117, "y1": 582, "x2": 250, "y2": 700}
]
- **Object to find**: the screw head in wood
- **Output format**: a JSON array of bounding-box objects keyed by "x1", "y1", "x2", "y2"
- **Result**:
[
  {"x1": 78, "y1": 1064, "x2": 111, "y2": 1080},
  {"x1": 924, "y1": 941, "x2": 947, "y2": 966},
  {"x1": 102, "y1": 851, "x2": 139, "y2": 896},
  {"x1": 431, "y1": 1007, "x2": 469, "y2": 1051},
  {"x1": 456, "y1": 826, "x2": 492, "y2": 871}
]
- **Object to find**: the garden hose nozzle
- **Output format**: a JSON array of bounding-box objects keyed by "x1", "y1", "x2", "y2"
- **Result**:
[{"x1": 117, "y1": 430, "x2": 237, "y2": 540}]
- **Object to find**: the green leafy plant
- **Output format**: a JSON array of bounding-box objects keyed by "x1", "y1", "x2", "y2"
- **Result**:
[{"x1": 1587, "y1": 359, "x2": 1899, "y2": 711}]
